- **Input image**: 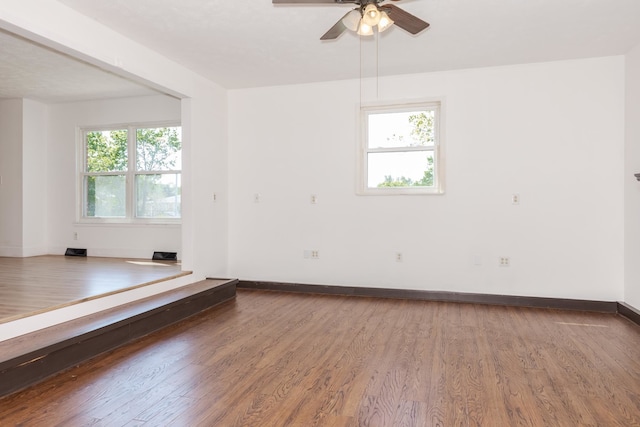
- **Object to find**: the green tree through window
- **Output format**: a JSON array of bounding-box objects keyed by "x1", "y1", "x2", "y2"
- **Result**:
[
  {"x1": 136, "y1": 127, "x2": 181, "y2": 218},
  {"x1": 82, "y1": 125, "x2": 182, "y2": 220},
  {"x1": 85, "y1": 130, "x2": 127, "y2": 217},
  {"x1": 378, "y1": 156, "x2": 434, "y2": 188},
  {"x1": 375, "y1": 111, "x2": 435, "y2": 188}
]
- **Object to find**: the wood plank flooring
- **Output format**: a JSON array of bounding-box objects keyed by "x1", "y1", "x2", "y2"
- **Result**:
[
  {"x1": 0, "y1": 256, "x2": 187, "y2": 324},
  {"x1": 1, "y1": 289, "x2": 640, "y2": 426}
]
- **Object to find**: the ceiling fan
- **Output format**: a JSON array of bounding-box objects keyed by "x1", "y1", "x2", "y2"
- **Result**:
[{"x1": 272, "y1": 0, "x2": 430, "y2": 40}]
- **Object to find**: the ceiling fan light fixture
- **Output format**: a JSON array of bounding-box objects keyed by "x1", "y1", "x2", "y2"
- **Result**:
[
  {"x1": 342, "y1": 9, "x2": 361, "y2": 32},
  {"x1": 362, "y1": 4, "x2": 381, "y2": 27},
  {"x1": 274, "y1": 0, "x2": 430, "y2": 41},
  {"x1": 377, "y1": 10, "x2": 394, "y2": 32},
  {"x1": 357, "y1": 20, "x2": 374, "y2": 36}
]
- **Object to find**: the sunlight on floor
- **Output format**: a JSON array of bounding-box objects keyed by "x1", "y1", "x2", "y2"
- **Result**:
[{"x1": 125, "y1": 261, "x2": 179, "y2": 267}]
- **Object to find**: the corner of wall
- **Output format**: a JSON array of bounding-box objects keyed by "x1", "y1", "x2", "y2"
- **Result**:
[{"x1": 624, "y1": 42, "x2": 640, "y2": 308}]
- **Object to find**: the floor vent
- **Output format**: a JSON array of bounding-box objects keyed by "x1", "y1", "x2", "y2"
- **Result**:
[
  {"x1": 65, "y1": 248, "x2": 87, "y2": 257},
  {"x1": 152, "y1": 251, "x2": 178, "y2": 261}
]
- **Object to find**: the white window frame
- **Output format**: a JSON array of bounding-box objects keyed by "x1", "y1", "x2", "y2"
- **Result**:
[
  {"x1": 77, "y1": 121, "x2": 182, "y2": 225},
  {"x1": 358, "y1": 100, "x2": 444, "y2": 195}
]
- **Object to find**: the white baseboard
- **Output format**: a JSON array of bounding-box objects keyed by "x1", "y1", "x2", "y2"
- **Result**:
[
  {"x1": 0, "y1": 246, "x2": 48, "y2": 257},
  {"x1": 48, "y1": 246, "x2": 179, "y2": 260}
]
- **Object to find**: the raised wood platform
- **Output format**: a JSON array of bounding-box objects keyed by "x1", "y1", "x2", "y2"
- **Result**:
[
  {"x1": 0, "y1": 255, "x2": 188, "y2": 324},
  {"x1": 0, "y1": 278, "x2": 237, "y2": 398}
]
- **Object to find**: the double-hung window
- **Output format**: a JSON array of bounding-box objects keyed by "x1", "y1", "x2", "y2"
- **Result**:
[
  {"x1": 80, "y1": 124, "x2": 182, "y2": 222},
  {"x1": 360, "y1": 101, "x2": 443, "y2": 195}
]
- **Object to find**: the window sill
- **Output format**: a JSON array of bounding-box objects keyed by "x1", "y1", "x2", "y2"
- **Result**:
[
  {"x1": 358, "y1": 187, "x2": 445, "y2": 196},
  {"x1": 75, "y1": 220, "x2": 181, "y2": 228}
]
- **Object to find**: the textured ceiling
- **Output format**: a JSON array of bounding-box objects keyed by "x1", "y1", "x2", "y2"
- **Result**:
[
  {"x1": 56, "y1": 0, "x2": 640, "y2": 89},
  {"x1": 0, "y1": 30, "x2": 160, "y2": 103},
  {"x1": 2, "y1": 0, "x2": 640, "y2": 102}
]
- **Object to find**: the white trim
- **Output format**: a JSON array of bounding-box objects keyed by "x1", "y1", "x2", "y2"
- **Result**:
[
  {"x1": 126, "y1": 127, "x2": 136, "y2": 219},
  {"x1": 357, "y1": 98, "x2": 445, "y2": 196},
  {"x1": 75, "y1": 218, "x2": 182, "y2": 226},
  {"x1": 0, "y1": 274, "x2": 201, "y2": 342},
  {"x1": 77, "y1": 122, "x2": 182, "y2": 224},
  {"x1": 73, "y1": 222, "x2": 180, "y2": 228}
]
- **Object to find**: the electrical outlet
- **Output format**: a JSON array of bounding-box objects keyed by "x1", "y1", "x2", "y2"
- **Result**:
[
  {"x1": 396, "y1": 252, "x2": 403, "y2": 262},
  {"x1": 304, "y1": 250, "x2": 320, "y2": 259},
  {"x1": 254, "y1": 193, "x2": 261, "y2": 203},
  {"x1": 310, "y1": 194, "x2": 318, "y2": 204},
  {"x1": 213, "y1": 193, "x2": 217, "y2": 202},
  {"x1": 512, "y1": 193, "x2": 520, "y2": 205},
  {"x1": 499, "y1": 257, "x2": 510, "y2": 267},
  {"x1": 73, "y1": 232, "x2": 78, "y2": 241}
]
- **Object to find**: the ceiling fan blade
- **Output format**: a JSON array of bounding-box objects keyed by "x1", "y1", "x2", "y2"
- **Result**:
[
  {"x1": 273, "y1": 0, "x2": 357, "y2": 4},
  {"x1": 383, "y1": 4, "x2": 429, "y2": 35},
  {"x1": 320, "y1": 11, "x2": 353, "y2": 40}
]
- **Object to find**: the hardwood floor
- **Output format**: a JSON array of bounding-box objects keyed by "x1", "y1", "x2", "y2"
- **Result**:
[
  {"x1": 0, "y1": 256, "x2": 187, "y2": 323},
  {"x1": 1, "y1": 289, "x2": 639, "y2": 426}
]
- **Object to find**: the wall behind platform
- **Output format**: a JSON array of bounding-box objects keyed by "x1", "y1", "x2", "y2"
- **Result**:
[
  {"x1": 0, "y1": 99, "x2": 24, "y2": 256},
  {"x1": 625, "y1": 41, "x2": 640, "y2": 309},
  {"x1": 46, "y1": 95, "x2": 183, "y2": 259},
  {"x1": 0, "y1": 98, "x2": 48, "y2": 257},
  {"x1": 228, "y1": 56, "x2": 625, "y2": 302},
  {"x1": 22, "y1": 99, "x2": 48, "y2": 256}
]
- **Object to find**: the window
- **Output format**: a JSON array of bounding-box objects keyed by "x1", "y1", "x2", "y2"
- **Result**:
[
  {"x1": 359, "y1": 101, "x2": 443, "y2": 195},
  {"x1": 80, "y1": 124, "x2": 182, "y2": 222}
]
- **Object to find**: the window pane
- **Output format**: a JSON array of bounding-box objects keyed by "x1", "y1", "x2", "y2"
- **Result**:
[
  {"x1": 84, "y1": 175, "x2": 126, "y2": 217},
  {"x1": 136, "y1": 127, "x2": 182, "y2": 171},
  {"x1": 368, "y1": 151, "x2": 434, "y2": 188},
  {"x1": 136, "y1": 174, "x2": 181, "y2": 218},
  {"x1": 368, "y1": 110, "x2": 435, "y2": 148},
  {"x1": 86, "y1": 130, "x2": 128, "y2": 172}
]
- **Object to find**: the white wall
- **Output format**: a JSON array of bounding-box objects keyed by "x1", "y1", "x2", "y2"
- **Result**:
[
  {"x1": 0, "y1": 98, "x2": 49, "y2": 257},
  {"x1": 0, "y1": 0, "x2": 630, "y2": 317},
  {"x1": 181, "y1": 89, "x2": 229, "y2": 277},
  {"x1": 0, "y1": 1, "x2": 229, "y2": 338},
  {"x1": 0, "y1": 99, "x2": 23, "y2": 255},
  {"x1": 22, "y1": 99, "x2": 48, "y2": 256},
  {"x1": 46, "y1": 95, "x2": 182, "y2": 259},
  {"x1": 1, "y1": 0, "x2": 229, "y2": 280},
  {"x1": 229, "y1": 57, "x2": 625, "y2": 301},
  {"x1": 625, "y1": 43, "x2": 640, "y2": 309}
]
